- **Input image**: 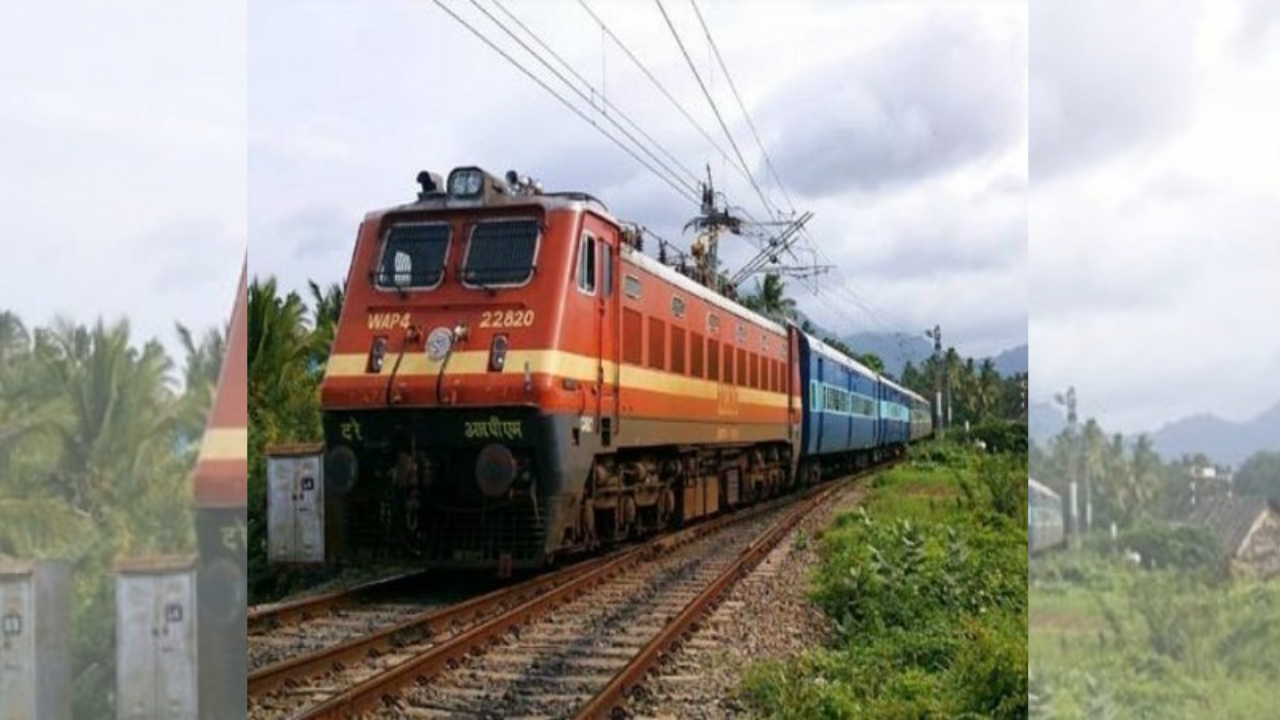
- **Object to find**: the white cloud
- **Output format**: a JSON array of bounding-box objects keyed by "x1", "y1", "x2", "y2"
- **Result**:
[
  {"x1": 0, "y1": 0, "x2": 246, "y2": 358},
  {"x1": 1030, "y1": 0, "x2": 1280, "y2": 432},
  {"x1": 249, "y1": 0, "x2": 1027, "y2": 361}
]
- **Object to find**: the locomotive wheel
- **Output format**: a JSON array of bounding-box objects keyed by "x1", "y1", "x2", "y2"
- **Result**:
[
  {"x1": 659, "y1": 488, "x2": 676, "y2": 525},
  {"x1": 580, "y1": 499, "x2": 596, "y2": 545},
  {"x1": 621, "y1": 495, "x2": 638, "y2": 537}
]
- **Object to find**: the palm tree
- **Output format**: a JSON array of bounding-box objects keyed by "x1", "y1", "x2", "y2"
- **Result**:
[
  {"x1": 1120, "y1": 434, "x2": 1161, "y2": 526},
  {"x1": 248, "y1": 276, "x2": 321, "y2": 445},
  {"x1": 36, "y1": 319, "x2": 177, "y2": 517},
  {"x1": 746, "y1": 273, "x2": 797, "y2": 322},
  {"x1": 307, "y1": 279, "x2": 345, "y2": 367},
  {"x1": 174, "y1": 322, "x2": 226, "y2": 446},
  {"x1": 973, "y1": 358, "x2": 1001, "y2": 420}
]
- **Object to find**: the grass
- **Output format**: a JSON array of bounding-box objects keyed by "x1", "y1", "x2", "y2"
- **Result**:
[
  {"x1": 1030, "y1": 549, "x2": 1280, "y2": 719},
  {"x1": 740, "y1": 440, "x2": 1029, "y2": 719}
]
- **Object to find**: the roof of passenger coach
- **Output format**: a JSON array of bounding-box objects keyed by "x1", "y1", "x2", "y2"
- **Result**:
[
  {"x1": 1028, "y1": 477, "x2": 1059, "y2": 500},
  {"x1": 879, "y1": 375, "x2": 927, "y2": 405},
  {"x1": 803, "y1": 332, "x2": 879, "y2": 381}
]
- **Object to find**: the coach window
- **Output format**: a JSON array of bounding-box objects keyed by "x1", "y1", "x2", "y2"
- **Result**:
[
  {"x1": 577, "y1": 232, "x2": 597, "y2": 294},
  {"x1": 672, "y1": 295, "x2": 686, "y2": 318},
  {"x1": 625, "y1": 274, "x2": 642, "y2": 299}
]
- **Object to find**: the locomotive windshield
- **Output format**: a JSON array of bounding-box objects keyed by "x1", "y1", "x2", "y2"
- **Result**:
[
  {"x1": 374, "y1": 223, "x2": 450, "y2": 289},
  {"x1": 462, "y1": 218, "x2": 539, "y2": 286}
]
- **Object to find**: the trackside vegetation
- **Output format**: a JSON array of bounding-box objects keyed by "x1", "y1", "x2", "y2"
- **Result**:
[
  {"x1": 1030, "y1": 537, "x2": 1279, "y2": 718},
  {"x1": 0, "y1": 312, "x2": 221, "y2": 719},
  {"x1": 1030, "y1": 414, "x2": 1280, "y2": 719},
  {"x1": 742, "y1": 436, "x2": 1029, "y2": 719}
]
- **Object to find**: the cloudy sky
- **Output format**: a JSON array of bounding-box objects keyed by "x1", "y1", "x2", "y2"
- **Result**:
[
  {"x1": 0, "y1": 1, "x2": 246, "y2": 361},
  {"x1": 250, "y1": 0, "x2": 1027, "y2": 364},
  {"x1": 1030, "y1": 0, "x2": 1280, "y2": 433}
]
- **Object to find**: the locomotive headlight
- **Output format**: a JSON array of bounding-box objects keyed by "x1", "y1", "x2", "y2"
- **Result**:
[
  {"x1": 367, "y1": 336, "x2": 388, "y2": 373},
  {"x1": 488, "y1": 334, "x2": 509, "y2": 372},
  {"x1": 447, "y1": 167, "x2": 484, "y2": 198},
  {"x1": 426, "y1": 326, "x2": 453, "y2": 361},
  {"x1": 476, "y1": 443, "x2": 517, "y2": 498}
]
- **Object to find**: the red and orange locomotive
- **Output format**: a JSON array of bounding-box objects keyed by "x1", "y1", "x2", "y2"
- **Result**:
[{"x1": 320, "y1": 167, "x2": 804, "y2": 572}]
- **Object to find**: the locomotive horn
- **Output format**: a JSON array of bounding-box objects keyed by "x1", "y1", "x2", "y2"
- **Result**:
[{"x1": 416, "y1": 171, "x2": 444, "y2": 200}]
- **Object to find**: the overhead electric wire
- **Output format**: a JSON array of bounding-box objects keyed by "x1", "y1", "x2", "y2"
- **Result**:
[
  {"x1": 687, "y1": 0, "x2": 797, "y2": 216},
  {"x1": 487, "y1": 0, "x2": 703, "y2": 190},
  {"x1": 463, "y1": 0, "x2": 702, "y2": 201},
  {"x1": 576, "y1": 0, "x2": 755, "y2": 189},
  {"x1": 430, "y1": 0, "x2": 701, "y2": 206},
  {"x1": 677, "y1": 2, "x2": 900, "y2": 334},
  {"x1": 654, "y1": 0, "x2": 780, "y2": 223},
  {"x1": 435, "y1": 0, "x2": 912, "y2": 354}
]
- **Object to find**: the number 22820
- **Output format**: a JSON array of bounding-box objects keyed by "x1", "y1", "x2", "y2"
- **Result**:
[{"x1": 480, "y1": 309, "x2": 535, "y2": 329}]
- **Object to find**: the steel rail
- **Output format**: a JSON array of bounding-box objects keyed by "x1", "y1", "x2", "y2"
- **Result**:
[
  {"x1": 286, "y1": 495, "x2": 798, "y2": 719},
  {"x1": 249, "y1": 551, "x2": 619, "y2": 697},
  {"x1": 573, "y1": 481, "x2": 841, "y2": 719},
  {"x1": 247, "y1": 570, "x2": 428, "y2": 635}
]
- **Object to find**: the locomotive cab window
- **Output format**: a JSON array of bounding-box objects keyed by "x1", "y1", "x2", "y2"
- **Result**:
[
  {"x1": 577, "y1": 232, "x2": 597, "y2": 294},
  {"x1": 375, "y1": 222, "x2": 451, "y2": 290},
  {"x1": 462, "y1": 218, "x2": 539, "y2": 287}
]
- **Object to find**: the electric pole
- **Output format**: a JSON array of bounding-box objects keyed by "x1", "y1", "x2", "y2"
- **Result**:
[
  {"x1": 1055, "y1": 386, "x2": 1080, "y2": 548},
  {"x1": 925, "y1": 325, "x2": 943, "y2": 439}
]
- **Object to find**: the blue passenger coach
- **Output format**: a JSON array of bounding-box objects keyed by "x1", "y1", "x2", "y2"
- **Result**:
[
  {"x1": 797, "y1": 329, "x2": 933, "y2": 481},
  {"x1": 799, "y1": 333, "x2": 881, "y2": 458}
]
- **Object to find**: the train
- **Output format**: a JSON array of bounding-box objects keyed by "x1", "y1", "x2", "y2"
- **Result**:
[
  {"x1": 317, "y1": 166, "x2": 932, "y2": 573},
  {"x1": 191, "y1": 258, "x2": 247, "y2": 719},
  {"x1": 1028, "y1": 476, "x2": 1065, "y2": 554}
]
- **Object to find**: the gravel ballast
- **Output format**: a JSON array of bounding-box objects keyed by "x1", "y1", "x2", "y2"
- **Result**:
[{"x1": 630, "y1": 483, "x2": 867, "y2": 719}]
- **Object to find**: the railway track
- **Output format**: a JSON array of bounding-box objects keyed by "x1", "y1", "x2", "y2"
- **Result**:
[
  {"x1": 248, "y1": 571, "x2": 452, "y2": 672},
  {"x1": 248, "y1": 469, "x2": 874, "y2": 719},
  {"x1": 248, "y1": 571, "x2": 427, "y2": 636}
]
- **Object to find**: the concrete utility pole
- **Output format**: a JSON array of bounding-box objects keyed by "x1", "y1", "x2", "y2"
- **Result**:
[
  {"x1": 925, "y1": 325, "x2": 943, "y2": 439},
  {"x1": 1055, "y1": 386, "x2": 1080, "y2": 548}
]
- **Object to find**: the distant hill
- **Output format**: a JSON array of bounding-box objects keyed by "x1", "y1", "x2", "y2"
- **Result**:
[
  {"x1": 1030, "y1": 401, "x2": 1280, "y2": 467},
  {"x1": 1151, "y1": 402, "x2": 1280, "y2": 468},
  {"x1": 992, "y1": 344, "x2": 1028, "y2": 376},
  {"x1": 844, "y1": 332, "x2": 933, "y2": 377},
  {"x1": 1029, "y1": 401, "x2": 1066, "y2": 447},
  {"x1": 840, "y1": 334, "x2": 1028, "y2": 379}
]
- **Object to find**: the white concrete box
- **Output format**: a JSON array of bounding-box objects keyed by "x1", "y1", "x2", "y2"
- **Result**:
[
  {"x1": 114, "y1": 556, "x2": 197, "y2": 720},
  {"x1": 0, "y1": 559, "x2": 70, "y2": 720},
  {"x1": 267, "y1": 444, "x2": 326, "y2": 564}
]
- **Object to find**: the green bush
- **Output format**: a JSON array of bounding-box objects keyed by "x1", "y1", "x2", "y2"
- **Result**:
[
  {"x1": 953, "y1": 613, "x2": 1028, "y2": 720},
  {"x1": 1117, "y1": 521, "x2": 1224, "y2": 575},
  {"x1": 970, "y1": 419, "x2": 1029, "y2": 455},
  {"x1": 744, "y1": 442, "x2": 1028, "y2": 718}
]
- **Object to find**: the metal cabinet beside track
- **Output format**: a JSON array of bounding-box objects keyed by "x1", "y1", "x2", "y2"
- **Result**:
[
  {"x1": 267, "y1": 443, "x2": 327, "y2": 564},
  {"x1": 0, "y1": 559, "x2": 70, "y2": 720},
  {"x1": 115, "y1": 556, "x2": 198, "y2": 720}
]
